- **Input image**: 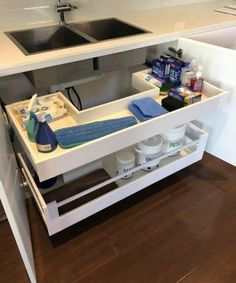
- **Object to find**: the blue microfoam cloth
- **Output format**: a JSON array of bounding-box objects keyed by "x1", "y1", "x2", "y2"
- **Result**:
[
  {"x1": 55, "y1": 116, "x2": 137, "y2": 149},
  {"x1": 128, "y1": 97, "x2": 168, "y2": 122}
]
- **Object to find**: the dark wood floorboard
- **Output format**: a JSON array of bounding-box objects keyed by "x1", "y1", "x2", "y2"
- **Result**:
[
  {"x1": 0, "y1": 220, "x2": 29, "y2": 282},
  {"x1": 0, "y1": 153, "x2": 236, "y2": 283}
]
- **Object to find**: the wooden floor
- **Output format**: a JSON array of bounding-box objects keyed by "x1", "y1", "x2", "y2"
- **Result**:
[{"x1": 1, "y1": 153, "x2": 236, "y2": 283}]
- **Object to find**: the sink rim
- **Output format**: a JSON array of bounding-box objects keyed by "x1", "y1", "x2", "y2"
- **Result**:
[{"x1": 5, "y1": 24, "x2": 95, "y2": 56}]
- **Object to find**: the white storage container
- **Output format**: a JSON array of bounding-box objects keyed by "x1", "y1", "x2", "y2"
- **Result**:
[
  {"x1": 135, "y1": 135, "x2": 163, "y2": 171},
  {"x1": 161, "y1": 124, "x2": 186, "y2": 155},
  {"x1": 116, "y1": 151, "x2": 135, "y2": 179}
]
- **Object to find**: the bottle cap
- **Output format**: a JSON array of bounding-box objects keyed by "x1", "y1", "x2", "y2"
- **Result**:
[{"x1": 196, "y1": 66, "x2": 203, "y2": 78}]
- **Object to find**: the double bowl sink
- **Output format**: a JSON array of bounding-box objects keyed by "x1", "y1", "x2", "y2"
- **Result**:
[{"x1": 6, "y1": 18, "x2": 149, "y2": 55}]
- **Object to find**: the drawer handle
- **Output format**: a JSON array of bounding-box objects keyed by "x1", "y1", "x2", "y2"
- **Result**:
[
  {"x1": 20, "y1": 167, "x2": 47, "y2": 220},
  {"x1": 17, "y1": 154, "x2": 47, "y2": 214},
  {"x1": 19, "y1": 172, "x2": 28, "y2": 188}
]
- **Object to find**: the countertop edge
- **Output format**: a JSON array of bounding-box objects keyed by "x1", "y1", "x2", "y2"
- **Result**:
[{"x1": 1, "y1": 6, "x2": 236, "y2": 77}]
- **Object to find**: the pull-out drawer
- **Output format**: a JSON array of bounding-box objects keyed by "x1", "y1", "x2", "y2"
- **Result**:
[
  {"x1": 7, "y1": 71, "x2": 226, "y2": 181},
  {"x1": 18, "y1": 122, "x2": 208, "y2": 236}
]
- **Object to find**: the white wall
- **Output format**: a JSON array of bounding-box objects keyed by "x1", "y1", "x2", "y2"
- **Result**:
[{"x1": 0, "y1": 0, "x2": 217, "y2": 27}]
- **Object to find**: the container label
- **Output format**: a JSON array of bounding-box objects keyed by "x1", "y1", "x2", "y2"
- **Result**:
[
  {"x1": 162, "y1": 139, "x2": 184, "y2": 154},
  {"x1": 169, "y1": 140, "x2": 183, "y2": 149},
  {"x1": 146, "y1": 153, "x2": 161, "y2": 162},
  {"x1": 37, "y1": 143, "x2": 52, "y2": 152},
  {"x1": 123, "y1": 167, "x2": 133, "y2": 173}
]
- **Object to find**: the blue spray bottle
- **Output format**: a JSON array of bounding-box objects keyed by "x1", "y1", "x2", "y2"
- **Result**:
[{"x1": 35, "y1": 115, "x2": 58, "y2": 153}]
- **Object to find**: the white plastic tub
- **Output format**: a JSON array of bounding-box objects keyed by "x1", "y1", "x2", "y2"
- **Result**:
[
  {"x1": 135, "y1": 135, "x2": 163, "y2": 171},
  {"x1": 161, "y1": 124, "x2": 186, "y2": 155},
  {"x1": 116, "y1": 151, "x2": 135, "y2": 179}
]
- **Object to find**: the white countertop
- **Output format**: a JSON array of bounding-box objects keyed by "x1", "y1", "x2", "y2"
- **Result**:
[{"x1": 1, "y1": 1, "x2": 236, "y2": 77}]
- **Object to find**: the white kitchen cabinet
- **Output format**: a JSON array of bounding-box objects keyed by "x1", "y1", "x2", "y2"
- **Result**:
[
  {"x1": 0, "y1": 35, "x2": 229, "y2": 282},
  {"x1": 178, "y1": 27, "x2": 236, "y2": 166}
]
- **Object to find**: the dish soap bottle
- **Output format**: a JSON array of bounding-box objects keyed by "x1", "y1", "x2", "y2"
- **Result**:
[
  {"x1": 26, "y1": 111, "x2": 38, "y2": 142},
  {"x1": 35, "y1": 116, "x2": 58, "y2": 153}
]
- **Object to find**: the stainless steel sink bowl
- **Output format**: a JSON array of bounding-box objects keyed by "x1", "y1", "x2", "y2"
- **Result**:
[
  {"x1": 6, "y1": 25, "x2": 91, "y2": 55},
  {"x1": 6, "y1": 18, "x2": 149, "y2": 55},
  {"x1": 71, "y1": 18, "x2": 149, "y2": 41}
]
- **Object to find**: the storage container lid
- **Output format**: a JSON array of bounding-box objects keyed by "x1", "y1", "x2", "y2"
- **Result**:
[
  {"x1": 116, "y1": 151, "x2": 135, "y2": 164},
  {"x1": 166, "y1": 124, "x2": 186, "y2": 134},
  {"x1": 137, "y1": 135, "x2": 163, "y2": 154},
  {"x1": 161, "y1": 124, "x2": 186, "y2": 142}
]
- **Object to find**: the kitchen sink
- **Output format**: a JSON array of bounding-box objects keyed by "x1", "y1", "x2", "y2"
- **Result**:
[
  {"x1": 6, "y1": 18, "x2": 149, "y2": 55},
  {"x1": 6, "y1": 25, "x2": 92, "y2": 55},
  {"x1": 71, "y1": 18, "x2": 149, "y2": 41}
]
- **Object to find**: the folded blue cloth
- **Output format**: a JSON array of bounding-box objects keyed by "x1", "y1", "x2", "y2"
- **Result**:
[
  {"x1": 128, "y1": 97, "x2": 168, "y2": 122},
  {"x1": 55, "y1": 116, "x2": 137, "y2": 148}
]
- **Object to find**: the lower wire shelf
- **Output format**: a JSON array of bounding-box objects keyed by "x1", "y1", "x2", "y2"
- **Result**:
[{"x1": 18, "y1": 122, "x2": 208, "y2": 236}]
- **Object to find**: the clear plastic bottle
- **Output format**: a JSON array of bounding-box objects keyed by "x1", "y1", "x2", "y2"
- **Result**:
[
  {"x1": 181, "y1": 59, "x2": 197, "y2": 86},
  {"x1": 190, "y1": 59, "x2": 198, "y2": 72},
  {"x1": 189, "y1": 66, "x2": 204, "y2": 92}
]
